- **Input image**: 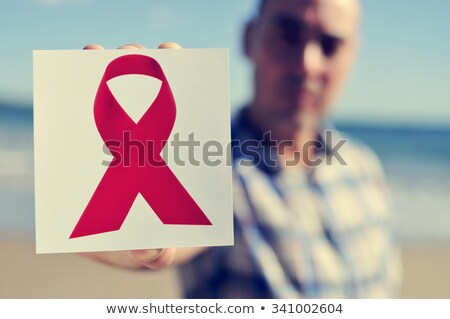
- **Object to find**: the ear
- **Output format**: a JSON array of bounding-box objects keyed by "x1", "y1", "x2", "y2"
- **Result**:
[{"x1": 243, "y1": 19, "x2": 256, "y2": 59}]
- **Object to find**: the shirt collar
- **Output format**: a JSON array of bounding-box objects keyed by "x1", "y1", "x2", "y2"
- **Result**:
[{"x1": 231, "y1": 107, "x2": 339, "y2": 175}]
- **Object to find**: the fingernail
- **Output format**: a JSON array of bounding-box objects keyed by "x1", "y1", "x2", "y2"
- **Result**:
[
  {"x1": 118, "y1": 45, "x2": 139, "y2": 50},
  {"x1": 158, "y1": 42, "x2": 182, "y2": 49}
]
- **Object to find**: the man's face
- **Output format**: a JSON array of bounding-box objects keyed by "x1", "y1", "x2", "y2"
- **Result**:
[{"x1": 246, "y1": 0, "x2": 359, "y2": 139}]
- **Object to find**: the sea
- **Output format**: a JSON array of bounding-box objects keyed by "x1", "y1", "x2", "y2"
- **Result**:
[{"x1": 1, "y1": 104, "x2": 449, "y2": 243}]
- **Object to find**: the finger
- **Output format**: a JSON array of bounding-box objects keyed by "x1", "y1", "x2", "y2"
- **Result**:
[
  {"x1": 130, "y1": 249, "x2": 162, "y2": 262},
  {"x1": 83, "y1": 44, "x2": 104, "y2": 50},
  {"x1": 117, "y1": 44, "x2": 146, "y2": 50},
  {"x1": 131, "y1": 248, "x2": 176, "y2": 270},
  {"x1": 158, "y1": 42, "x2": 182, "y2": 49}
]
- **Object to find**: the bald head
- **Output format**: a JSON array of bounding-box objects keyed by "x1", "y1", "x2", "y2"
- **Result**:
[
  {"x1": 257, "y1": 0, "x2": 360, "y2": 37},
  {"x1": 259, "y1": 0, "x2": 360, "y2": 16}
]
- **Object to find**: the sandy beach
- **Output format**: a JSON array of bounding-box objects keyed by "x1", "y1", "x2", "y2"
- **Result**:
[{"x1": 1, "y1": 232, "x2": 449, "y2": 299}]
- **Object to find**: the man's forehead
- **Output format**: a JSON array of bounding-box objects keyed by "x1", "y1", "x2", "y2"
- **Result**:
[{"x1": 261, "y1": 0, "x2": 360, "y2": 37}]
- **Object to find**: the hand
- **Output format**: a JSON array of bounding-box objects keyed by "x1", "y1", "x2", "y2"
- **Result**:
[
  {"x1": 79, "y1": 248, "x2": 177, "y2": 270},
  {"x1": 78, "y1": 42, "x2": 203, "y2": 270}
]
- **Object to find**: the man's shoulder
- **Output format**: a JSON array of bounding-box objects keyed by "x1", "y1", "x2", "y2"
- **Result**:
[
  {"x1": 230, "y1": 107, "x2": 253, "y2": 141},
  {"x1": 333, "y1": 129, "x2": 385, "y2": 180}
]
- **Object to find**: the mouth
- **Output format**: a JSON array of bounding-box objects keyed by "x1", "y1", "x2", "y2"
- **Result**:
[{"x1": 280, "y1": 77, "x2": 322, "y2": 109}]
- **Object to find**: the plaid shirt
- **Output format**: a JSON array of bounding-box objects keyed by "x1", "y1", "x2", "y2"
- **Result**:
[{"x1": 179, "y1": 108, "x2": 401, "y2": 298}]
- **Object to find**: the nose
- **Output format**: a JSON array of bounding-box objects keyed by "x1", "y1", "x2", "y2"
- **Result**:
[{"x1": 291, "y1": 40, "x2": 325, "y2": 77}]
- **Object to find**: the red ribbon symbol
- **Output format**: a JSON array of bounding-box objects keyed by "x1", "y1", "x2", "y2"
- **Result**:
[{"x1": 70, "y1": 54, "x2": 212, "y2": 239}]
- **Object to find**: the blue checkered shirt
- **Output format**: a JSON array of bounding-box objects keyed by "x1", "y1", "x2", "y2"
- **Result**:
[{"x1": 179, "y1": 108, "x2": 401, "y2": 298}]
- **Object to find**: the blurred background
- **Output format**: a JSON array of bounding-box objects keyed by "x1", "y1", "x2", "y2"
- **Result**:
[{"x1": 1, "y1": 0, "x2": 449, "y2": 298}]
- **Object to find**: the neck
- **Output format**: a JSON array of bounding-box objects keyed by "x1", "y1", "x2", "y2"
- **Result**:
[{"x1": 246, "y1": 105, "x2": 319, "y2": 169}]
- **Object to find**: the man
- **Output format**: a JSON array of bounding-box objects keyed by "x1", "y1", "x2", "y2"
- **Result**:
[{"x1": 83, "y1": 0, "x2": 401, "y2": 298}]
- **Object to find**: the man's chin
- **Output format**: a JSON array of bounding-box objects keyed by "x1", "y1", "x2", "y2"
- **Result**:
[{"x1": 274, "y1": 108, "x2": 317, "y2": 125}]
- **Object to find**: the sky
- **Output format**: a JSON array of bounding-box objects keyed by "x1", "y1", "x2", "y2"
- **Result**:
[{"x1": 0, "y1": 0, "x2": 449, "y2": 126}]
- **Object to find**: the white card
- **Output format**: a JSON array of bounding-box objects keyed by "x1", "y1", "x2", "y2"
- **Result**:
[{"x1": 33, "y1": 49, "x2": 233, "y2": 253}]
